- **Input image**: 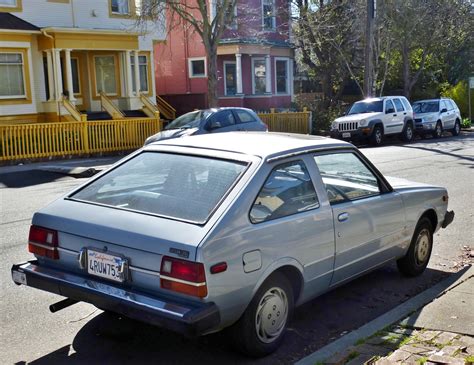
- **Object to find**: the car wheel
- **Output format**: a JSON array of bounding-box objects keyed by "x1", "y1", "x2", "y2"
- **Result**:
[
  {"x1": 397, "y1": 218, "x2": 433, "y2": 277},
  {"x1": 433, "y1": 122, "x2": 442, "y2": 138},
  {"x1": 230, "y1": 272, "x2": 294, "y2": 357},
  {"x1": 370, "y1": 125, "x2": 384, "y2": 146},
  {"x1": 402, "y1": 122, "x2": 414, "y2": 142},
  {"x1": 452, "y1": 120, "x2": 461, "y2": 136}
]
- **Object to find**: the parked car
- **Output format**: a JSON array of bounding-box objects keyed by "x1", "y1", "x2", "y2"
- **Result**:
[
  {"x1": 412, "y1": 98, "x2": 462, "y2": 138},
  {"x1": 330, "y1": 96, "x2": 414, "y2": 146},
  {"x1": 144, "y1": 107, "x2": 267, "y2": 145},
  {"x1": 12, "y1": 133, "x2": 454, "y2": 357}
]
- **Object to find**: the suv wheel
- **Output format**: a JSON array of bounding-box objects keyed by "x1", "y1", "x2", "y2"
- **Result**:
[
  {"x1": 370, "y1": 125, "x2": 384, "y2": 146},
  {"x1": 402, "y1": 122, "x2": 414, "y2": 142},
  {"x1": 433, "y1": 122, "x2": 442, "y2": 138},
  {"x1": 452, "y1": 120, "x2": 461, "y2": 136}
]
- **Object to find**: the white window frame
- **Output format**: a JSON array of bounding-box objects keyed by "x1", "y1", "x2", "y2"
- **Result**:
[
  {"x1": 131, "y1": 54, "x2": 149, "y2": 94},
  {"x1": 188, "y1": 57, "x2": 207, "y2": 78},
  {"x1": 262, "y1": 0, "x2": 276, "y2": 30},
  {"x1": 0, "y1": 0, "x2": 17, "y2": 7},
  {"x1": 252, "y1": 57, "x2": 266, "y2": 95},
  {"x1": 274, "y1": 57, "x2": 290, "y2": 95},
  {"x1": 0, "y1": 51, "x2": 27, "y2": 99},
  {"x1": 223, "y1": 61, "x2": 236, "y2": 96}
]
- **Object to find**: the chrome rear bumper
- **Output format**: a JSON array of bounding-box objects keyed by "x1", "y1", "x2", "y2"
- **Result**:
[{"x1": 11, "y1": 261, "x2": 219, "y2": 336}]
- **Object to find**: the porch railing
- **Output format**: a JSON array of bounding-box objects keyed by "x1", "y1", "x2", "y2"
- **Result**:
[
  {"x1": 140, "y1": 94, "x2": 160, "y2": 119},
  {"x1": 156, "y1": 95, "x2": 176, "y2": 120},
  {"x1": 62, "y1": 97, "x2": 87, "y2": 122},
  {"x1": 0, "y1": 118, "x2": 161, "y2": 161},
  {"x1": 257, "y1": 108, "x2": 311, "y2": 134},
  {"x1": 99, "y1": 92, "x2": 125, "y2": 120}
]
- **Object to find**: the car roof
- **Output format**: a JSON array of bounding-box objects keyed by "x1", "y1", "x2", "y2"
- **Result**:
[
  {"x1": 145, "y1": 132, "x2": 352, "y2": 161},
  {"x1": 413, "y1": 98, "x2": 448, "y2": 103},
  {"x1": 355, "y1": 96, "x2": 406, "y2": 103}
]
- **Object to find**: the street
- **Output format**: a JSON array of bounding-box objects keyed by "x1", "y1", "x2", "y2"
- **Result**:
[{"x1": 1, "y1": 133, "x2": 473, "y2": 364}]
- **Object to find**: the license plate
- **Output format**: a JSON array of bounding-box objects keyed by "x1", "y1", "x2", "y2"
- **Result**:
[
  {"x1": 342, "y1": 132, "x2": 351, "y2": 138},
  {"x1": 87, "y1": 249, "x2": 125, "y2": 282}
]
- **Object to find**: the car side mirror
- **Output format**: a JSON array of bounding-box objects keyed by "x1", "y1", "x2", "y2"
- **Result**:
[
  {"x1": 386, "y1": 108, "x2": 395, "y2": 114},
  {"x1": 440, "y1": 108, "x2": 447, "y2": 113}
]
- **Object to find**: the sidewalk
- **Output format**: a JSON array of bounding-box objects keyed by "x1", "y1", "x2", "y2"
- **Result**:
[{"x1": 297, "y1": 266, "x2": 474, "y2": 365}]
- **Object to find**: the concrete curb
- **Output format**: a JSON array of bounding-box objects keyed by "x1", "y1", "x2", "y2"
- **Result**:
[{"x1": 295, "y1": 266, "x2": 473, "y2": 365}]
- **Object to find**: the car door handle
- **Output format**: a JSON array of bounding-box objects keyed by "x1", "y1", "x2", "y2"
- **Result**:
[
  {"x1": 338, "y1": 212, "x2": 349, "y2": 222},
  {"x1": 403, "y1": 112, "x2": 407, "y2": 115},
  {"x1": 393, "y1": 114, "x2": 397, "y2": 117}
]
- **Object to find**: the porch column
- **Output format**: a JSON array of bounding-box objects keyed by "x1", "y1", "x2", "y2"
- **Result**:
[
  {"x1": 125, "y1": 50, "x2": 134, "y2": 97},
  {"x1": 265, "y1": 55, "x2": 272, "y2": 94},
  {"x1": 45, "y1": 50, "x2": 55, "y2": 101},
  {"x1": 64, "y1": 49, "x2": 76, "y2": 103},
  {"x1": 133, "y1": 50, "x2": 140, "y2": 95},
  {"x1": 235, "y1": 53, "x2": 243, "y2": 94},
  {"x1": 52, "y1": 49, "x2": 63, "y2": 101}
]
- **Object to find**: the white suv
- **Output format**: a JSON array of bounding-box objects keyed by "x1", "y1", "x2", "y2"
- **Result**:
[
  {"x1": 412, "y1": 98, "x2": 462, "y2": 138},
  {"x1": 330, "y1": 96, "x2": 414, "y2": 146}
]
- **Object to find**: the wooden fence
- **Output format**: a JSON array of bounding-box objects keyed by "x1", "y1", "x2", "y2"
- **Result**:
[
  {"x1": 258, "y1": 108, "x2": 311, "y2": 134},
  {"x1": 0, "y1": 118, "x2": 161, "y2": 161}
]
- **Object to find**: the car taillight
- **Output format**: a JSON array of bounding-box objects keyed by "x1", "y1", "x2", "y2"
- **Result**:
[
  {"x1": 160, "y1": 256, "x2": 207, "y2": 298},
  {"x1": 28, "y1": 225, "x2": 59, "y2": 260}
]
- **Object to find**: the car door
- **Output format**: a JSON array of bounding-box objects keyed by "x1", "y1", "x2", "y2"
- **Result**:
[
  {"x1": 393, "y1": 98, "x2": 408, "y2": 124},
  {"x1": 313, "y1": 151, "x2": 406, "y2": 287},
  {"x1": 384, "y1": 99, "x2": 403, "y2": 134},
  {"x1": 439, "y1": 100, "x2": 453, "y2": 129}
]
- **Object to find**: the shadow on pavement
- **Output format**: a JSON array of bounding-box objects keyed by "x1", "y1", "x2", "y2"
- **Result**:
[
  {"x1": 0, "y1": 170, "x2": 79, "y2": 188},
  {"x1": 26, "y1": 264, "x2": 459, "y2": 365}
]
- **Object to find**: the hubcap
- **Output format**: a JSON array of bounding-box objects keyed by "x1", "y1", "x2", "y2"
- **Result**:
[
  {"x1": 436, "y1": 124, "x2": 442, "y2": 137},
  {"x1": 455, "y1": 123, "x2": 460, "y2": 134},
  {"x1": 255, "y1": 287, "x2": 288, "y2": 343},
  {"x1": 376, "y1": 130, "x2": 382, "y2": 144},
  {"x1": 406, "y1": 126, "x2": 413, "y2": 140},
  {"x1": 415, "y1": 228, "x2": 431, "y2": 265}
]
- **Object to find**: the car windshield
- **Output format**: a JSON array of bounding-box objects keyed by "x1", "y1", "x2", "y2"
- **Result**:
[
  {"x1": 165, "y1": 110, "x2": 211, "y2": 130},
  {"x1": 413, "y1": 101, "x2": 439, "y2": 113},
  {"x1": 347, "y1": 100, "x2": 383, "y2": 115},
  {"x1": 70, "y1": 152, "x2": 247, "y2": 224}
]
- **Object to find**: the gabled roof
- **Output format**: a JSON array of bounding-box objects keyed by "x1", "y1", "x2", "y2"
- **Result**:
[{"x1": 0, "y1": 13, "x2": 39, "y2": 32}]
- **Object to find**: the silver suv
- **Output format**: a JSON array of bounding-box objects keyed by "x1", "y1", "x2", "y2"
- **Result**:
[
  {"x1": 330, "y1": 96, "x2": 414, "y2": 146},
  {"x1": 412, "y1": 98, "x2": 462, "y2": 138}
]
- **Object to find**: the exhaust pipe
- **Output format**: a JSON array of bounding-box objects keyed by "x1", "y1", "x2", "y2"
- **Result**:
[{"x1": 49, "y1": 298, "x2": 79, "y2": 313}]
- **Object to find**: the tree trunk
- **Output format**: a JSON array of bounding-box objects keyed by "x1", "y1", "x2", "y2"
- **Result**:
[{"x1": 207, "y1": 46, "x2": 219, "y2": 108}]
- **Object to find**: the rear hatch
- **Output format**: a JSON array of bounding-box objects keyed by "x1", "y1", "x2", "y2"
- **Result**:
[{"x1": 30, "y1": 150, "x2": 252, "y2": 296}]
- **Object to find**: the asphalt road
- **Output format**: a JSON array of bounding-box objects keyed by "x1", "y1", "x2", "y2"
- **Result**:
[{"x1": 1, "y1": 132, "x2": 472, "y2": 364}]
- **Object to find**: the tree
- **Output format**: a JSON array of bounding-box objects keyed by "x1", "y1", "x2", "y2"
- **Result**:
[{"x1": 140, "y1": 0, "x2": 237, "y2": 107}]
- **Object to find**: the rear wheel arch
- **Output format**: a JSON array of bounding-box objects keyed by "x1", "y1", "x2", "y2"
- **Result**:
[{"x1": 273, "y1": 265, "x2": 304, "y2": 304}]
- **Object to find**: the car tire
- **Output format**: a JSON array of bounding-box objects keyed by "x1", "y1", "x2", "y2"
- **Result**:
[
  {"x1": 370, "y1": 125, "x2": 384, "y2": 146},
  {"x1": 230, "y1": 272, "x2": 294, "y2": 357},
  {"x1": 452, "y1": 120, "x2": 461, "y2": 136},
  {"x1": 397, "y1": 217, "x2": 433, "y2": 277},
  {"x1": 402, "y1": 122, "x2": 414, "y2": 142},
  {"x1": 433, "y1": 122, "x2": 442, "y2": 138}
]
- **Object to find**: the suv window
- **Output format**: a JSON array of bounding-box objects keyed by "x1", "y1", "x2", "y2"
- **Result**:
[
  {"x1": 445, "y1": 100, "x2": 454, "y2": 111},
  {"x1": 235, "y1": 110, "x2": 256, "y2": 124},
  {"x1": 314, "y1": 153, "x2": 380, "y2": 205},
  {"x1": 385, "y1": 100, "x2": 395, "y2": 113},
  {"x1": 440, "y1": 100, "x2": 448, "y2": 112},
  {"x1": 347, "y1": 100, "x2": 383, "y2": 115},
  {"x1": 393, "y1": 98, "x2": 405, "y2": 112},
  {"x1": 209, "y1": 110, "x2": 236, "y2": 128},
  {"x1": 249, "y1": 160, "x2": 319, "y2": 223},
  {"x1": 400, "y1": 98, "x2": 412, "y2": 111}
]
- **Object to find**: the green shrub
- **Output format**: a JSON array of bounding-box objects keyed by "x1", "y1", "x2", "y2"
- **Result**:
[
  {"x1": 441, "y1": 81, "x2": 474, "y2": 121},
  {"x1": 461, "y1": 118, "x2": 471, "y2": 128}
]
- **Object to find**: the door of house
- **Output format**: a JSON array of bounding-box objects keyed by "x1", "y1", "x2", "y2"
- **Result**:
[{"x1": 224, "y1": 62, "x2": 236, "y2": 96}]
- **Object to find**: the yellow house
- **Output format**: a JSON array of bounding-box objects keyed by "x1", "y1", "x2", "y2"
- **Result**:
[{"x1": 0, "y1": 0, "x2": 165, "y2": 124}]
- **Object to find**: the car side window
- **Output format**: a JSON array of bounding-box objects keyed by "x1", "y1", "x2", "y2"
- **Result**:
[
  {"x1": 446, "y1": 100, "x2": 454, "y2": 111},
  {"x1": 400, "y1": 98, "x2": 412, "y2": 111},
  {"x1": 393, "y1": 98, "x2": 405, "y2": 112},
  {"x1": 249, "y1": 160, "x2": 319, "y2": 223},
  {"x1": 235, "y1": 110, "x2": 256, "y2": 124},
  {"x1": 314, "y1": 153, "x2": 381, "y2": 205},
  {"x1": 385, "y1": 100, "x2": 395, "y2": 113},
  {"x1": 209, "y1": 110, "x2": 236, "y2": 129},
  {"x1": 440, "y1": 100, "x2": 448, "y2": 112}
]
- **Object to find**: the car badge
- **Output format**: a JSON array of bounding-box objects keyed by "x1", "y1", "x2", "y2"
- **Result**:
[{"x1": 169, "y1": 248, "x2": 189, "y2": 259}]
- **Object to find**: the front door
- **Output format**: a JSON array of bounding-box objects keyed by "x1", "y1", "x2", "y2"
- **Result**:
[
  {"x1": 313, "y1": 151, "x2": 405, "y2": 286},
  {"x1": 224, "y1": 62, "x2": 237, "y2": 96}
]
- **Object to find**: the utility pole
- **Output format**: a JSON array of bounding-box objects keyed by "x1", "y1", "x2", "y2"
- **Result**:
[{"x1": 364, "y1": 0, "x2": 375, "y2": 98}]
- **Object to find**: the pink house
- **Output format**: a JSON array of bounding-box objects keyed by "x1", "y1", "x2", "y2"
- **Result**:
[{"x1": 155, "y1": 0, "x2": 294, "y2": 115}]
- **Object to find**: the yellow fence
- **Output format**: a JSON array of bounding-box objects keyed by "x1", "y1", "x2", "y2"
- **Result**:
[
  {"x1": 0, "y1": 118, "x2": 161, "y2": 161},
  {"x1": 257, "y1": 108, "x2": 311, "y2": 134}
]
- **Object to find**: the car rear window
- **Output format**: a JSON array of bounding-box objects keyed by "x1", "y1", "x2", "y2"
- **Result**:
[{"x1": 70, "y1": 152, "x2": 247, "y2": 224}]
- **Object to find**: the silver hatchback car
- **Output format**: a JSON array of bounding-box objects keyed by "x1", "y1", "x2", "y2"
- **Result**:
[
  {"x1": 413, "y1": 98, "x2": 462, "y2": 138},
  {"x1": 12, "y1": 133, "x2": 454, "y2": 357}
]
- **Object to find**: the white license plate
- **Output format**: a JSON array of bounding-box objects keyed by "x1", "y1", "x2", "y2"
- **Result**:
[
  {"x1": 87, "y1": 250, "x2": 125, "y2": 282},
  {"x1": 342, "y1": 132, "x2": 351, "y2": 138}
]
